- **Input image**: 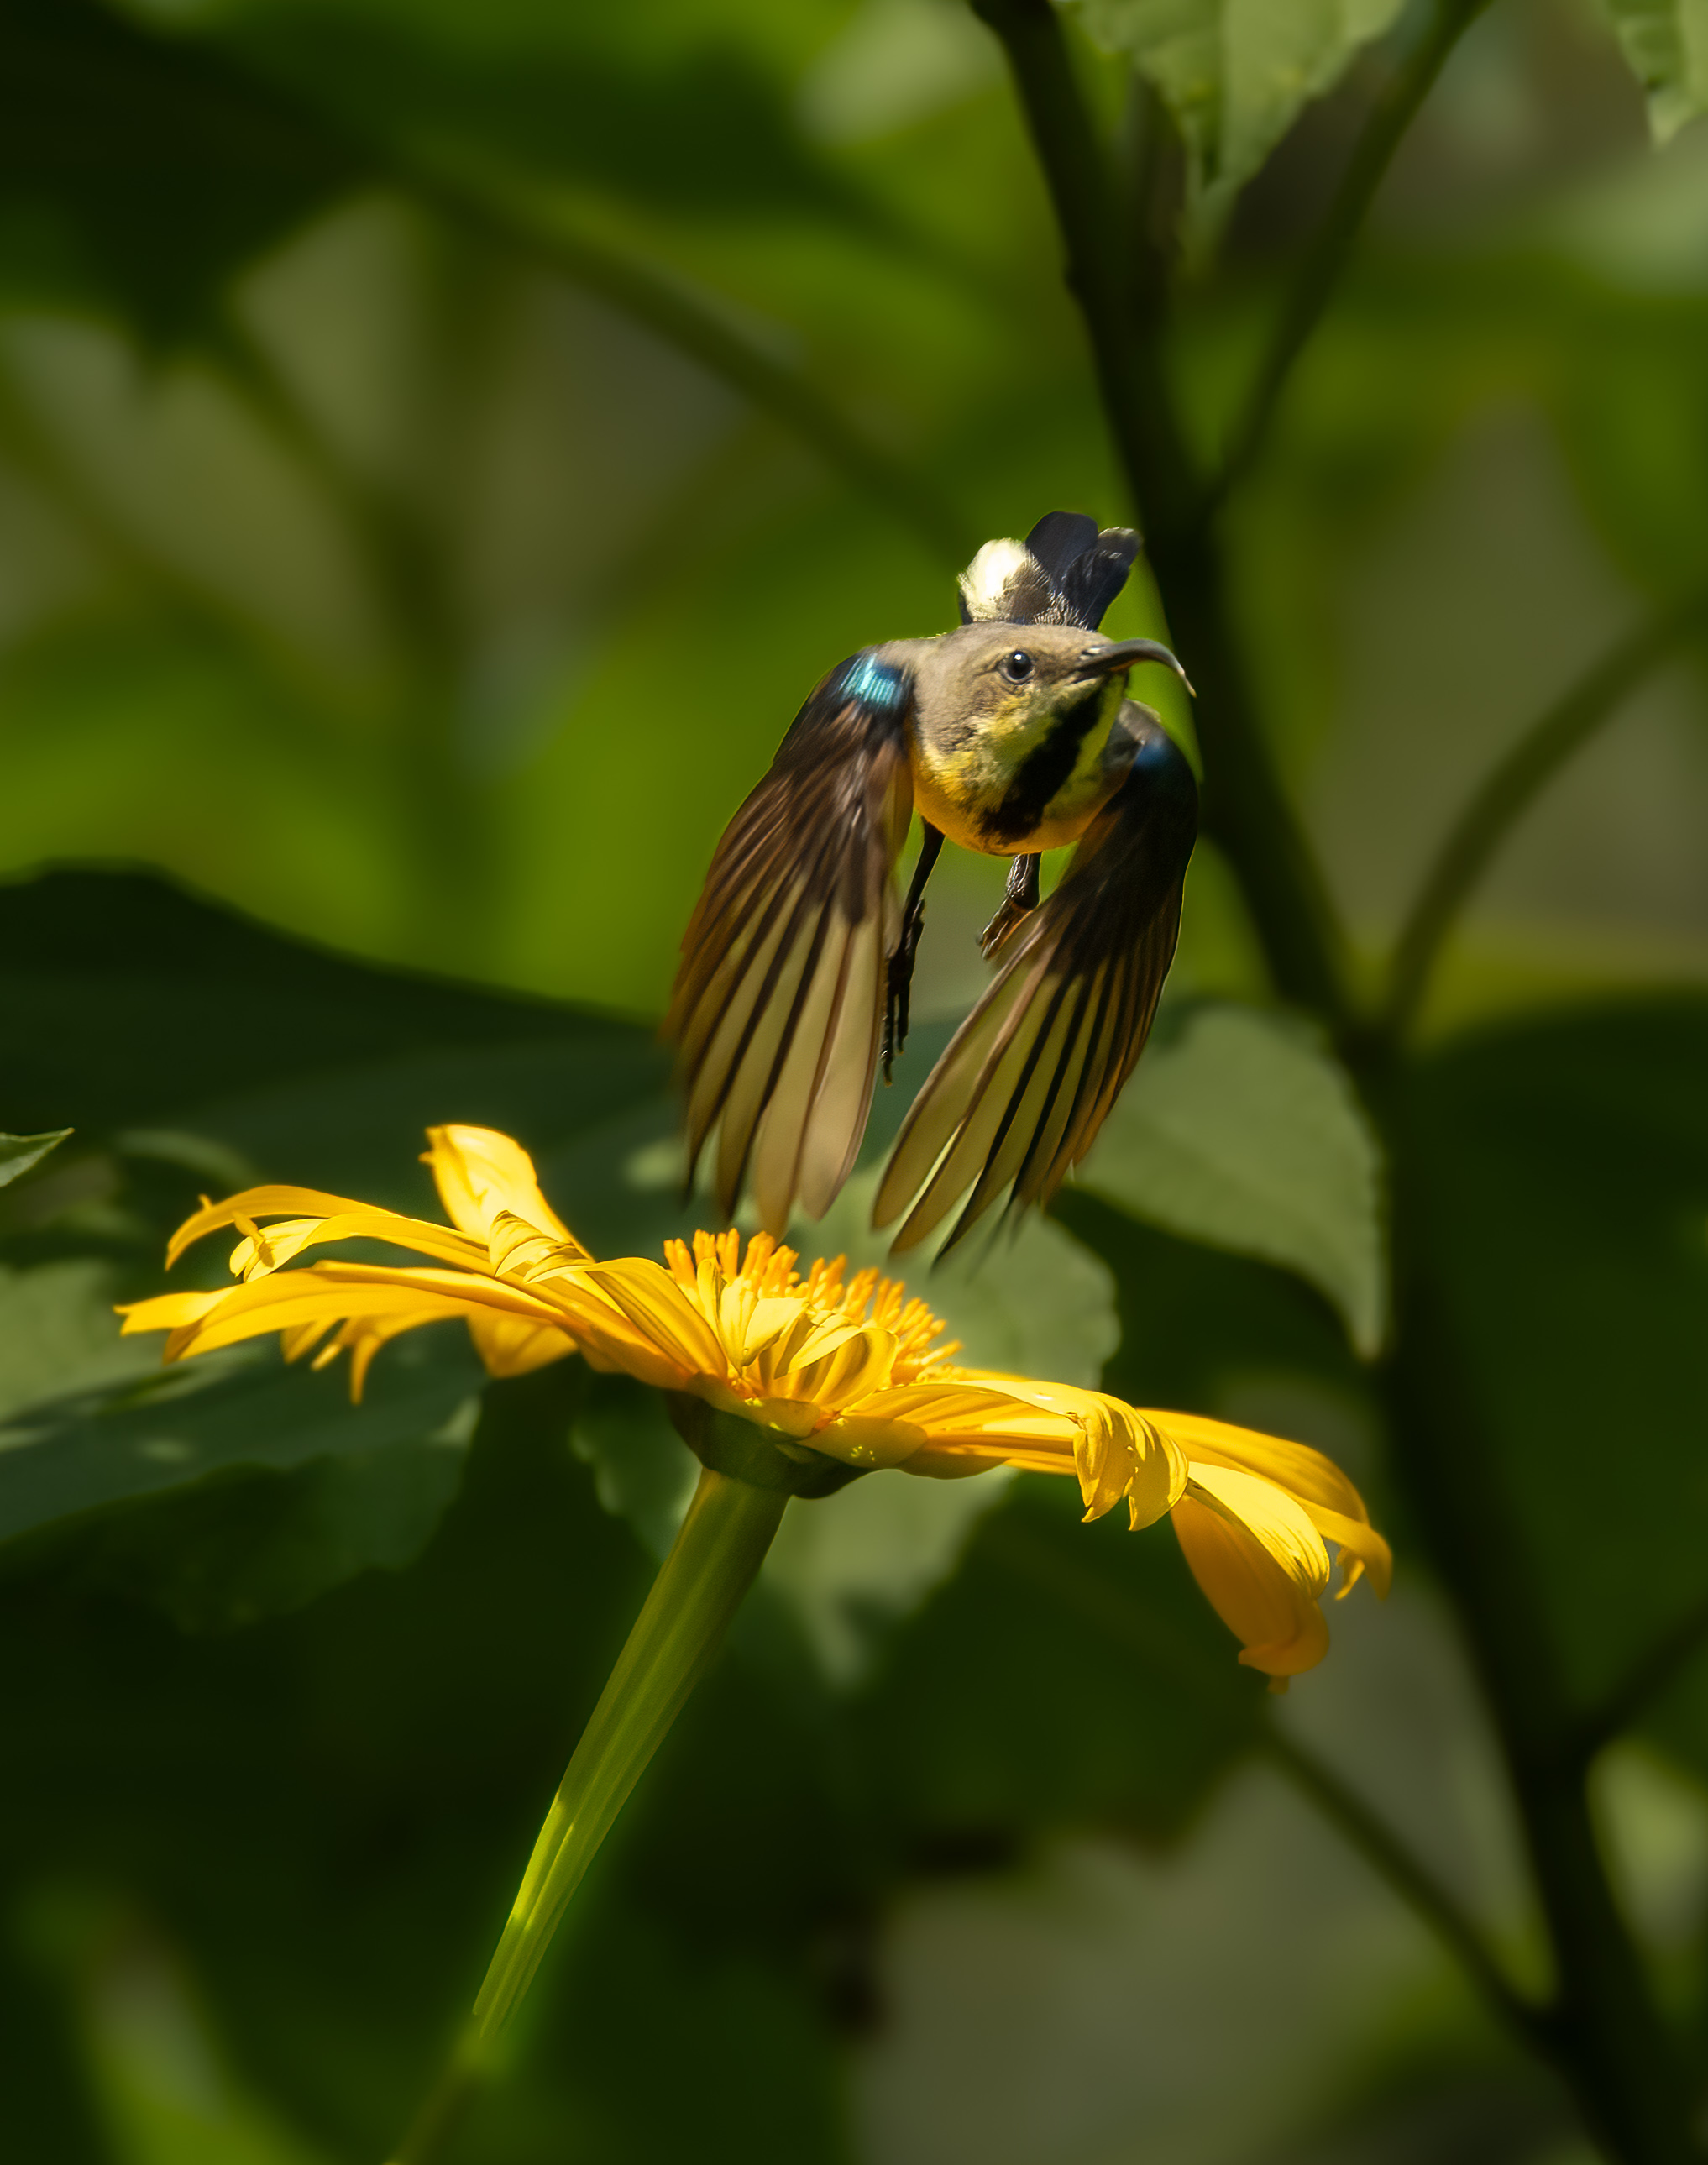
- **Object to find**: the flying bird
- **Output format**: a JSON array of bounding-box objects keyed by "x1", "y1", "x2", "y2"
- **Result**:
[{"x1": 666, "y1": 511, "x2": 1197, "y2": 1254}]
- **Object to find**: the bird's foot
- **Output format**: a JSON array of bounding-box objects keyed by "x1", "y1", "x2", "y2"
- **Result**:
[
  {"x1": 883, "y1": 925, "x2": 924, "y2": 1080},
  {"x1": 978, "y1": 896, "x2": 1033, "y2": 960},
  {"x1": 980, "y1": 853, "x2": 1040, "y2": 960}
]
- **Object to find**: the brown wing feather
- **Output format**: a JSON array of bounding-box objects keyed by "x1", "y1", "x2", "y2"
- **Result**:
[
  {"x1": 667, "y1": 661, "x2": 914, "y2": 1232},
  {"x1": 873, "y1": 726, "x2": 1196, "y2": 1255}
]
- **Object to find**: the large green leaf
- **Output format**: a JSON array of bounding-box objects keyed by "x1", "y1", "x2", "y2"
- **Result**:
[
  {"x1": 0, "y1": 1336, "x2": 480, "y2": 1555},
  {"x1": 1079, "y1": 1002, "x2": 1387, "y2": 1356},
  {"x1": 0, "y1": 868, "x2": 659, "y2": 1586},
  {"x1": 1068, "y1": 0, "x2": 1407, "y2": 229}
]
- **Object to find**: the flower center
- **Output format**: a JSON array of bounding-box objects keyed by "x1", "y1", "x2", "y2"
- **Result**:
[{"x1": 663, "y1": 1229, "x2": 958, "y2": 1407}]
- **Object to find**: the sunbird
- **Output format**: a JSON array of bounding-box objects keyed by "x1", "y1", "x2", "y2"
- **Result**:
[{"x1": 667, "y1": 511, "x2": 1197, "y2": 1253}]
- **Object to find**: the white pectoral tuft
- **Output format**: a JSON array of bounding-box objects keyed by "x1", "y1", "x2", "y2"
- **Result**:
[{"x1": 958, "y1": 537, "x2": 1051, "y2": 625}]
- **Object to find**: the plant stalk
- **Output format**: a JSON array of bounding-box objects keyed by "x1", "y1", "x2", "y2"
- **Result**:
[
  {"x1": 968, "y1": 0, "x2": 1353, "y2": 1025},
  {"x1": 1209, "y1": 0, "x2": 1491, "y2": 511},
  {"x1": 1379, "y1": 1117, "x2": 1696, "y2": 2165},
  {"x1": 1377, "y1": 583, "x2": 1708, "y2": 1044},
  {"x1": 387, "y1": 1464, "x2": 790, "y2": 2165}
]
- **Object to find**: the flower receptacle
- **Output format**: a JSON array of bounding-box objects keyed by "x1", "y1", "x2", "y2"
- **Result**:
[{"x1": 666, "y1": 1391, "x2": 872, "y2": 1498}]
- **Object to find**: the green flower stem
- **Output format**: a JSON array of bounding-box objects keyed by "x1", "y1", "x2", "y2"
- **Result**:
[{"x1": 388, "y1": 1463, "x2": 790, "y2": 2165}]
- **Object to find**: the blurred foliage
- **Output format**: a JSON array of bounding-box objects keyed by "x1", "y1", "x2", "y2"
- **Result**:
[{"x1": 2, "y1": 0, "x2": 1708, "y2": 2161}]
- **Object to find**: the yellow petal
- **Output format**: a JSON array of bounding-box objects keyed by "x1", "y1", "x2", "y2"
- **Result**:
[
  {"x1": 124, "y1": 1273, "x2": 486, "y2": 1368},
  {"x1": 934, "y1": 1376, "x2": 1186, "y2": 1530},
  {"x1": 808, "y1": 1411, "x2": 931, "y2": 1470},
  {"x1": 465, "y1": 1309, "x2": 580, "y2": 1380},
  {"x1": 1172, "y1": 1464, "x2": 1333, "y2": 1679},
  {"x1": 485, "y1": 1209, "x2": 589, "y2": 1283},
  {"x1": 230, "y1": 1208, "x2": 488, "y2": 1281},
  {"x1": 118, "y1": 1290, "x2": 230, "y2": 1334},
  {"x1": 854, "y1": 1377, "x2": 1079, "y2": 1450},
  {"x1": 571, "y1": 1259, "x2": 728, "y2": 1377},
  {"x1": 773, "y1": 1324, "x2": 896, "y2": 1412},
  {"x1": 719, "y1": 1287, "x2": 806, "y2": 1370},
  {"x1": 423, "y1": 1124, "x2": 581, "y2": 1247},
  {"x1": 123, "y1": 1261, "x2": 572, "y2": 1379},
  {"x1": 165, "y1": 1186, "x2": 376, "y2": 1268},
  {"x1": 1151, "y1": 1411, "x2": 1391, "y2": 1597}
]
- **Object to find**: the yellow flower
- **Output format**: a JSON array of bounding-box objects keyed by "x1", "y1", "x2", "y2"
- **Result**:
[{"x1": 119, "y1": 1124, "x2": 1388, "y2": 1680}]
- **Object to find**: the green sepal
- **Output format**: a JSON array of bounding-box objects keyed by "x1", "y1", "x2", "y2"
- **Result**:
[{"x1": 665, "y1": 1392, "x2": 870, "y2": 1499}]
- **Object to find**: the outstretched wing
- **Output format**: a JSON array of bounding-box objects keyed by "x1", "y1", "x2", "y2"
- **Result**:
[
  {"x1": 667, "y1": 651, "x2": 915, "y2": 1233},
  {"x1": 873, "y1": 713, "x2": 1197, "y2": 1255}
]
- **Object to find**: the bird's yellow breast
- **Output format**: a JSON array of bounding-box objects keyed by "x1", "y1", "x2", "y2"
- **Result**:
[{"x1": 908, "y1": 681, "x2": 1127, "y2": 856}]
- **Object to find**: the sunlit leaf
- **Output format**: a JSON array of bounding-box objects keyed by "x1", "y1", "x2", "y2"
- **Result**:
[
  {"x1": 1597, "y1": 0, "x2": 1708, "y2": 144},
  {"x1": 1079, "y1": 1003, "x2": 1387, "y2": 1355},
  {"x1": 1068, "y1": 0, "x2": 1407, "y2": 229},
  {"x1": 0, "y1": 1127, "x2": 71, "y2": 1188}
]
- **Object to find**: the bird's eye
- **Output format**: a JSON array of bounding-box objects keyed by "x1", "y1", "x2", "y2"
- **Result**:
[{"x1": 1000, "y1": 650, "x2": 1035, "y2": 683}]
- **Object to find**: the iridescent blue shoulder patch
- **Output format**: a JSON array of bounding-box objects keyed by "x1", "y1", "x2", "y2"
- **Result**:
[{"x1": 840, "y1": 651, "x2": 907, "y2": 713}]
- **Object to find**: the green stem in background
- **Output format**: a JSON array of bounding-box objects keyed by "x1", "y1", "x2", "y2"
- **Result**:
[
  {"x1": 388, "y1": 1465, "x2": 789, "y2": 2165},
  {"x1": 401, "y1": 155, "x2": 972, "y2": 565},
  {"x1": 1377, "y1": 581, "x2": 1708, "y2": 1043},
  {"x1": 1378, "y1": 1166, "x2": 1698, "y2": 2165},
  {"x1": 1208, "y1": 0, "x2": 1491, "y2": 513},
  {"x1": 123, "y1": 8, "x2": 969, "y2": 566},
  {"x1": 974, "y1": 3, "x2": 1702, "y2": 2155},
  {"x1": 984, "y1": 1513, "x2": 1539, "y2": 2053},
  {"x1": 969, "y1": 0, "x2": 1354, "y2": 1025},
  {"x1": 1569, "y1": 1587, "x2": 1708, "y2": 1771},
  {"x1": 1260, "y1": 1727, "x2": 1548, "y2": 2054}
]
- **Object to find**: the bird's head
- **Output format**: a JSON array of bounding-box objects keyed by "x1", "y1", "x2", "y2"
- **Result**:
[{"x1": 908, "y1": 621, "x2": 1192, "y2": 748}]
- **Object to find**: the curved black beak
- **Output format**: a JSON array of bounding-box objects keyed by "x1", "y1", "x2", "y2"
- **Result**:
[{"x1": 1076, "y1": 637, "x2": 1195, "y2": 697}]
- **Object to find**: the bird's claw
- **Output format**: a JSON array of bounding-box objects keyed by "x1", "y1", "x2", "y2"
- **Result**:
[
  {"x1": 883, "y1": 920, "x2": 925, "y2": 1080},
  {"x1": 977, "y1": 897, "x2": 1032, "y2": 961}
]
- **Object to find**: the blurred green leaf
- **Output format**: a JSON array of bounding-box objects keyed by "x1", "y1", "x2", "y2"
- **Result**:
[
  {"x1": 0, "y1": 1127, "x2": 71, "y2": 1187},
  {"x1": 1079, "y1": 1002, "x2": 1387, "y2": 1355},
  {"x1": 569, "y1": 1371, "x2": 699, "y2": 1564},
  {"x1": 58, "y1": 1919, "x2": 333, "y2": 2165},
  {"x1": 0, "y1": 1259, "x2": 161, "y2": 1420},
  {"x1": 1597, "y1": 0, "x2": 1708, "y2": 144},
  {"x1": 1069, "y1": 0, "x2": 1406, "y2": 228},
  {"x1": 222, "y1": 3, "x2": 874, "y2": 231},
  {"x1": 0, "y1": 1336, "x2": 480, "y2": 1554},
  {"x1": 0, "y1": 866, "x2": 664, "y2": 1603},
  {"x1": 53, "y1": 1428, "x2": 478, "y2": 1635},
  {"x1": 0, "y1": 868, "x2": 667, "y2": 1191}
]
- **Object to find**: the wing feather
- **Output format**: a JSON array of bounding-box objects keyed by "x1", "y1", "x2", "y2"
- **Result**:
[
  {"x1": 876, "y1": 726, "x2": 1196, "y2": 1254},
  {"x1": 668, "y1": 657, "x2": 914, "y2": 1231}
]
